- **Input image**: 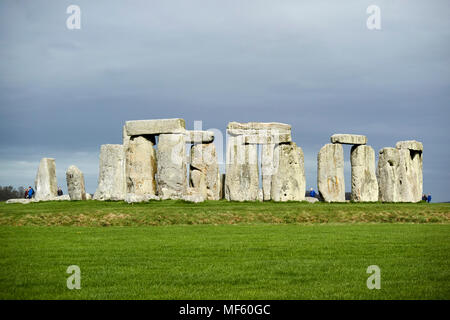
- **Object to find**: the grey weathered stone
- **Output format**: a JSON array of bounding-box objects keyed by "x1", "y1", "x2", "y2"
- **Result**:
[
  {"x1": 125, "y1": 193, "x2": 160, "y2": 203},
  {"x1": 261, "y1": 143, "x2": 275, "y2": 200},
  {"x1": 317, "y1": 144, "x2": 345, "y2": 202},
  {"x1": 182, "y1": 193, "x2": 205, "y2": 203},
  {"x1": 125, "y1": 118, "x2": 185, "y2": 136},
  {"x1": 66, "y1": 165, "x2": 86, "y2": 200},
  {"x1": 377, "y1": 147, "x2": 402, "y2": 202},
  {"x1": 6, "y1": 198, "x2": 36, "y2": 204},
  {"x1": 397, "y1": 142, "x2": 423, "y2": 202},
  {"x1": 123, "y1": 125, "x2": 130, "y2": 149},
  {"x1": 396, "y1": 140, "x2": 423, "y2": 152},
  {"x1": 350, "y1": 145, "x2": 378, "y2": 202},
  {"x1": 34, "y1": 158, "x2": 58, "y2": 201},
  {"x1": 94, "y1": 144, "x2": 126, "y2": 201},
  {"x1": 156, "y1": 134, "x2": 187, "y2": 199},
  {"x1": 271, "y1": 143, "x2": 306, "y2": 202},
  {"x1": 225, "y1": 135, "x2": 259, "y2": 201},
  {"x1": 85, "y1": 193, "x2": 92, "y2": 200},
  {"x1": 331, "y1": 134, "x2": 367, "y2": 145},
  {"x1": 305, "y1": 196, "x2": 319, "y2": 203},
  {"x1": 227, "y1": 122, "x2": 292, "y2": 144},
  {"x1": 377, "y1": 144, "x2": 423, "y2": 203},
  {"x1": 190, "y1": 143, "x2": 220, "y2": 200},
  {"x1": 126, "y1": 136, "x2": 157, "y2": 195},
  {"x1": 185, "y1": 130, "x2": 214, "y2": 143}
]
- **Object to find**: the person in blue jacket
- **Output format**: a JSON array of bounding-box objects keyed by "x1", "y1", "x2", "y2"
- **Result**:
[
  {"x1": 427, "y1": 194, "x2": 432, "y2": 203},
  {"x1": 309, "y1": 187, "x2": 316, "y2": 198},
  {"x1": 27, "y1": 186, "x2": 34, "y2": 199}
]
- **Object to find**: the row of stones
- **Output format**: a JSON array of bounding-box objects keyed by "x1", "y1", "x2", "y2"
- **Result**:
[
  {"x1": 318, "y1": 136, "x2": 423, "y2": 202},
  {"x1": 93, "y1": 118, "x2": 220, "y2": 202}
]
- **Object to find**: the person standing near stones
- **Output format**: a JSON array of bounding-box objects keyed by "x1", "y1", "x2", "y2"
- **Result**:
[
  {"x1": 309, "y1": 187, "x2": 317, "y2": 198},
  {"x1": 27, "y1": 186, "x2": 34, "y2": 199},
  {"x1": 24, "y1": 187, "x2": 29, "y2": 199},
  {"x1": 427, "y1": 194, "x2": 432, "y2": 203},
  {"x1": 57, "y1": 187, "x2": 63, "y2": 196},
  {"x1": 422, "y1": 194, "x2": 427, "y2": 202}
]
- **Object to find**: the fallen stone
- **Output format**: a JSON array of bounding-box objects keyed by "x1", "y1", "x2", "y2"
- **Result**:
[
  {"x1": 94, "y1": 144, "x2": 126, "y2": 201},
  {"x1": 317, "y1": 143, "x2": 345, "y2": 202},
  {"x1": 225, "y1": 135, "x2": 259, "y2": 201},
  {"x1": 126, "y1": 136, "x2": 157, "y2": 195},
  {"x1": 350, "y1": 145, "x2": 378, "y2": 202},
  {"x1": 34, "y1": 158, "x2": 58, "y2": 201},
  {"x1": 190, "y1": 143, "x2": 220, "y2": 200},
  {"x1": 185, "y1": 130, "x2": 214, "y2": 143},
  {"x1": 6, "y1": 198, "x2": 36, "y2": 204},
  {"x1": 156, "y1": 134, "x2": 187, "y2": 199},
  {"x1": 125, "y1": 193, "x2": 161, "y2": 203},
  {"x1": 125, "y1": 118, "x2": 185, "y2": 136},
  {"x1": 331, "y1": 134, "x2": 367, "y2": 145},
  {"x1": 66, "y1": 165, "x2": 87, "y2": 200},
  {"x1": 271, "y1": 143, "x2": 306, "y2": 202},
  {"x1": 305, "y1": 196, "x2": 319, "y2": 203}
]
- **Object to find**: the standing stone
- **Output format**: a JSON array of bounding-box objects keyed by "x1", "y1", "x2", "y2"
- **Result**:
[
  {"x1": 156, "y1": 134, "x2": 187, "y2": 199},
  {"x1": 271, "y1": 143, "x2": 306, "y2": 202},
  {"x1": 350, "y1": 145, "x2": 378, "y2": 202},
  {"x1": 123, "y1": 125, "x2": 130, "y2": 149},
  {"x1": 126, "y1": 136, "x2": 157, "y2": 195},
  {"x1": 220, "y1": 173, "x2": 226, "y2": 199},
  {"x1": 190, "y1": 143, "x2": 220, "y2": 200},
  {"x1": 94, "y1": 144, "x2": 126, "y2": 201},
  {"x1": 261, "y1": 143, "x2": 275, "y2": 201},
  {"x1": 225, "y1": 135, "x2": 259, "y2": 201},
  {"x1": 66, "y1": 165, "x2": 86, "y2": 200},
  {"x1": 377, "y1": 147, "x2": 402, "y2": 202},
  {"x1": 34, "y1": 158, "x2": 58, "y2": 201},
  {"x1": 397, "y1": 141, "x2": 423, "y2": 202},
  {"x1": 317, "y1": 144, "x2": 345, "y2": 202}
]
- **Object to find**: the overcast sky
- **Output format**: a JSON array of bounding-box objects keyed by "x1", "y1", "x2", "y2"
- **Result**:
[{"x1": 0, "y1": 0, "x2": 449, "y2": 201}]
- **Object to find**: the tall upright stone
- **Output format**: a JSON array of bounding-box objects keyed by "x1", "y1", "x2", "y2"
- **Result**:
[
  {"x1": 271, "y1": 143, "x2": 305, "y2": 202},
  {"x1": 94, "y1": 144, "x2": 126, "y2": 201},
  {"x1": 156, "y1": 133, "x2": 187, "y2": 199},
  {"x1": 34, "y1": 158, "x2": 58, "y2": 201},
  {"x1": 261, "y1": 144, "x2": 275, "y2": 201},
  {"x1": 66, "y1": 165, "x2": 86, "y2": 200},
  {"x1": 350, "y1": 145, "x2": 378, "y2": 202},
  {"x1": 126, "y1": 135, "x2": 157, "y2": 195},
  {"x1": 225, "y1": 135, "x2": 259, "y2": 201},
  {"x1": 190, "y1": 142, "x2": 220, "y2": 200},
  {"x1": 396, "y1": 140, "x2": 423, "y2": 203},
  {"x1": 377, "y1": 147, "x2": 402, "y2": 202},
  {"x1": 317, "y1": 143, "x2": 345, "y2": 202}
]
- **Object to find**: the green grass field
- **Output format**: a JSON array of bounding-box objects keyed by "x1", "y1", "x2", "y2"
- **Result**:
[{"x1": 0, "y1": 201, "x2": 449, "y2": 299}]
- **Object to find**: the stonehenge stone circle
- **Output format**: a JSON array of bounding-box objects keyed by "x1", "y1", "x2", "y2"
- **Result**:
[
  {"x1": 34, "y1": 158, "x2": 58, "y2": 201},
  {"x1": 12, "y1": 117, "x2": 425, "y2": 205},
  {"x1": 271, "y1": 143, "x2": 306, "y2": 202},
  {"x1": 350, "y1": 145, "x2": 378, "y2": 202},
  {"x1": 126, "y1": 135, "x2": 157, "y2": 195},
  {"x1": 125, "y1": 118, "x2": 185, "y2": 136},
  {"x1": 66, "y1": 165, "x2": 87, "y2": 200},
  {"x1": 317, "y1": 143, "x2": 345, "y2": 202},
  {"x1": 94, "y1": 144, "x2": 126, "y2": 201},
  {"x1": 190, "y1": 142, "x2": 220, "y2": 200},
  {"x1": 331, "y1": 134, "x2": 367, "y2": 145},
  {"x1": 156, "y1": 133, "x2": 187, "y2": 199}
]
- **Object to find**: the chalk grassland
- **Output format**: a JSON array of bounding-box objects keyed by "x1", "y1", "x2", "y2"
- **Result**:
[
  {"x1": 0, "y1": 202, "x2": 448, "y2": 299},
  {"x1": 0, "y1": 224, "x2": 449, "y2": 299},
  {"x1": 0, "y1": 201, "x2": 449, "y2": 226}
]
